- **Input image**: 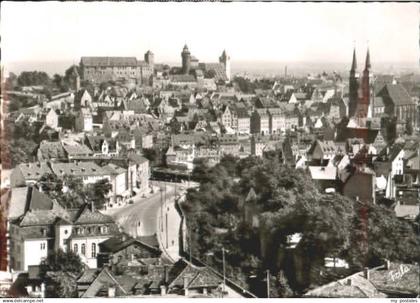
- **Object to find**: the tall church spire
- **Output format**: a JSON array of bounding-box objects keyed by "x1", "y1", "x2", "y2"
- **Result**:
[
  {"x1": 351, "y1": 48, "x2": 357, "y2": 72},
  {"x1": 364, "y1": 48, "x2": 371, "y2": 70}
]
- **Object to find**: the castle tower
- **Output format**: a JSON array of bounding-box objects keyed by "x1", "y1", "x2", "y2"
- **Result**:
[
  {"x1": 181, "y1": 44, "x2": 191, "y2": 74},
  {"x1": 72, "y1": 65, "x2": 80, "y2": 92},
  {"x1": 219, "y1": 50, "x2": 231, "y2": 81},
  {"x1": 348, "y1": 48, "x2": 359, "y2": 117},
  {"x1": 144, "y1": 50, "x2": 154, "y2": 66}
]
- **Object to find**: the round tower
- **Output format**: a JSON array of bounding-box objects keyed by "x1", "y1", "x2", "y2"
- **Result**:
[
  {"x1": 144, "y1": 50, "x2": 154, "y2": 66},
  {"x1": 181, "y1": 44, "x2": 191, "y2": 74},
  {"x1": 219, "y1": 50, "x2": 231, "y2": 81}
]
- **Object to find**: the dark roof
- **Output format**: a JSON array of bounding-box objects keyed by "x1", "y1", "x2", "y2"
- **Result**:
[
  {"x1": 81, "y1": 57, "x2": 138, "y2": 67},
  {"x1": 378, "y1": 84, "x2": 415, "y2": 106},
  {"x1": 99, "y1": 234, "x2": 160, "y2": 254},
  {"x1": 26, "y1": 187, "x2": 54, "y2": 211},
  {"x1": 73, "y1": 203, "x2": 115, "y2": 225},
  {"x1": 37, "y1": 141, "x2": 66, "y2": 160}
]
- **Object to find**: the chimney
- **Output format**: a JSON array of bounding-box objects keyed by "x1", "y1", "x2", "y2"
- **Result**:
[
  {"x1": 90, "y1": 201, "x2": 95, "y2": 212},
  {"x1": 183, "y1": 276, "x2": 189, "y2": 296},
  {"x1": 160, "y1": 285, "x2": 167, "y2": 296},
  {"x1": 40, "y1": 282, "x2": 45, "y2": 298},
  {"x1": 363, "y1": 267, "x2": 370, "y2": 280},
  {"x1": 108, "y1": 286, "x2": 116, "y2": 298},
  {"x1": 346, "y1": 279, "x2": 352, "y2": 286},
  {"x1": 385, "y1": 259, "x2": 391, "y2": 270}
]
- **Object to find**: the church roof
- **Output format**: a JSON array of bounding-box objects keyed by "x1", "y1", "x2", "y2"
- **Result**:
[{"x1": 378, "y1": 84, "x2": 414, "y2": 106}]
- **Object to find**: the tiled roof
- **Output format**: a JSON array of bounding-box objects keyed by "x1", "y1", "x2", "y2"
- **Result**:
[
  {"x1": 77, "y1": 269, "x2": 99, "y2": 284},
  {"x1": 37, "y1": 141, "x2": 66, "y2": 160},
  {"x1": 304, "y1": 270, "x2": 385, "y2": 298},
  {"x1": 7, "y1": 187, "x2": 29, "y2": 219},
  {"x1": 16, "y1": 162, "x2": 52, "y2": 180},
  {"x1": 370, "y1": 263, "x2": 419, "y2": 295},
  {"x1": 373, "y1": 96, "x2": 384, "y2": 107},
  {"x1": 188, "y1": 268, "x2": 221, "y2": 289},
  {"x1": 99, "y1": 234, "x2": 160, "y2": 254},
  {"x1": 255, "y1": 109, "x2": 269, "y2": 117},
  {"x1": 62, "y1": 142, "x2": 93, "y2": 156},
  {"x1": 81, "y1": 57, "x2": 138, "y2": 67},
  {"x1": 169, "y1": 75, "x2": 196, "y2": 83},
  {"x1": 73, "y1": 204, "x2": 115, "y2": 225},
  {"x1": 127, "y1": 153, "x2": 149, "y2": 164},
  {"x1": 379, "y1": 84, "x2": 415, "y2": 106},
  {"x1": 102, "y1": 163, "x2": 126, "y2": 176},
  {"x1": 168, "y1": 263, "x2": 199, "y2": 288},
  {"x1": 27, "y1": 187, "x2": 54, "y2": 211},
  {"x1": 305, "y1": 284, "x2": 368, "y2": 298},
  {"x1": 50, "y1": 161, "x2": 109, "y2": 177}
]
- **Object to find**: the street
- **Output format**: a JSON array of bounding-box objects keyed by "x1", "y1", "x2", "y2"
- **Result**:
[{"x1": 102, "y1": 181, "x2": 189, "y2": 262}]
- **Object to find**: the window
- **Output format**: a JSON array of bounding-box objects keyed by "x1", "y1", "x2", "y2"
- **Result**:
[
  {"x1": 91, "y1": 243, "x2": 97, "y2": 258},
  {"x1": 81, "y1": 244, "x2": 86, "y2": 255},
  {"x1": 74, "y1": 244, "x2": 78, "y2": 253},
  {"x1": 40, "y1": 243, "x2": 46, "y2": 250}
]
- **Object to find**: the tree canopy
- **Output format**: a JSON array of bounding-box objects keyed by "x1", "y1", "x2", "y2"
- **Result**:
[
  {"x1": 39, "y1": 173, "x2": 111, "y2": 209},
  {"x1": 17, "y1": 71, "x2": 50, "y2": 87},
  {"x1": 183, "y1": 154, "x2": 420, "y2": 296},
  {"x1": 40, "y1": 249, "x2": 83, "y2": 298}
]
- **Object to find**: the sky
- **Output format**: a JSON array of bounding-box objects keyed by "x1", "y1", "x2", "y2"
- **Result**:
[{"x1": 1, "y1": 1, "x2": 419, "y2": 74}]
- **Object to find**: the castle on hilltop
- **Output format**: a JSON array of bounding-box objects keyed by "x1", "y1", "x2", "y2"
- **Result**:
[{"x1": 180, "y1": 44, "x2": 231, "y2": 82}]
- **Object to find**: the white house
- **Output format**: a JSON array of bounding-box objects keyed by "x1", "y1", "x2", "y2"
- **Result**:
[{"x1": 75, "y1": 108, "x2": 93, "y2": 132}]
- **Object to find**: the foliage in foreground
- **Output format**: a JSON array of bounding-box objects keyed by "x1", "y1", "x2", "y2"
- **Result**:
[{"x1": 183, "y1": 154, "x2": 420, "y2": 296}]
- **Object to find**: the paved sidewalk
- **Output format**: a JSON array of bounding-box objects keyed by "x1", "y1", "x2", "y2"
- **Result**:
[{"x1": 156, "y1": 193, "x2": 183, "y2": 263}]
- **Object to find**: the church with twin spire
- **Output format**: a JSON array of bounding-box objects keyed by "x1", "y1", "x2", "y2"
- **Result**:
[{"x1": 348, "y1": 48, "x2": 374, "y2": 128}]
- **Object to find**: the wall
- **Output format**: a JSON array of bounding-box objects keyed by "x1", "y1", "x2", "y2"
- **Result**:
[{"x1": 23, "y1": 239, "x2": 48, "y2": 271}]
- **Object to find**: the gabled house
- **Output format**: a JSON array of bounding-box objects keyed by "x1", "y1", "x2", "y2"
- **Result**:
[
  {"x1": 8, "y1": 187, "x2": 120, "y2": 270},
  {"x1": 75, "y1": 108, "x2": 93, "y2": 132},
  {"x1": 250, "y1": 109, "x2": 269, "y2": 135},
  {"x1": 44, "y1": 108, "x2": 59, "y2": 129},
  {"x1": 85, "y1": 135, "x2": 120, "y2": 157}
]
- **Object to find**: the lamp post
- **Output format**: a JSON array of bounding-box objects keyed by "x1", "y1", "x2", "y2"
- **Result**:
[
  {"x1": 222, "y1": 247, "x2": 227, "y2": 298},
  {"x1": 266, "y1": 269, "x2": 270, "y2": 298}
]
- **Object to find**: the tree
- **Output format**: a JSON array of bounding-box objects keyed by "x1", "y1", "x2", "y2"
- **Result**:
[
  {"x1": 87, "y1": 178, "x2": 112, "y2": 209},
  {"x1": 38, "y1": 174, "x2": 86, "y2": 209},
  {"x1": 40, "y1": 249, "x2": 83, "y2": 298},
  {"x1": 348, "y1": 202, "x2": 420, "y2": 269},
  {"x1": 17, "y1": 71, "x2": 50, "y2": 87}
]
